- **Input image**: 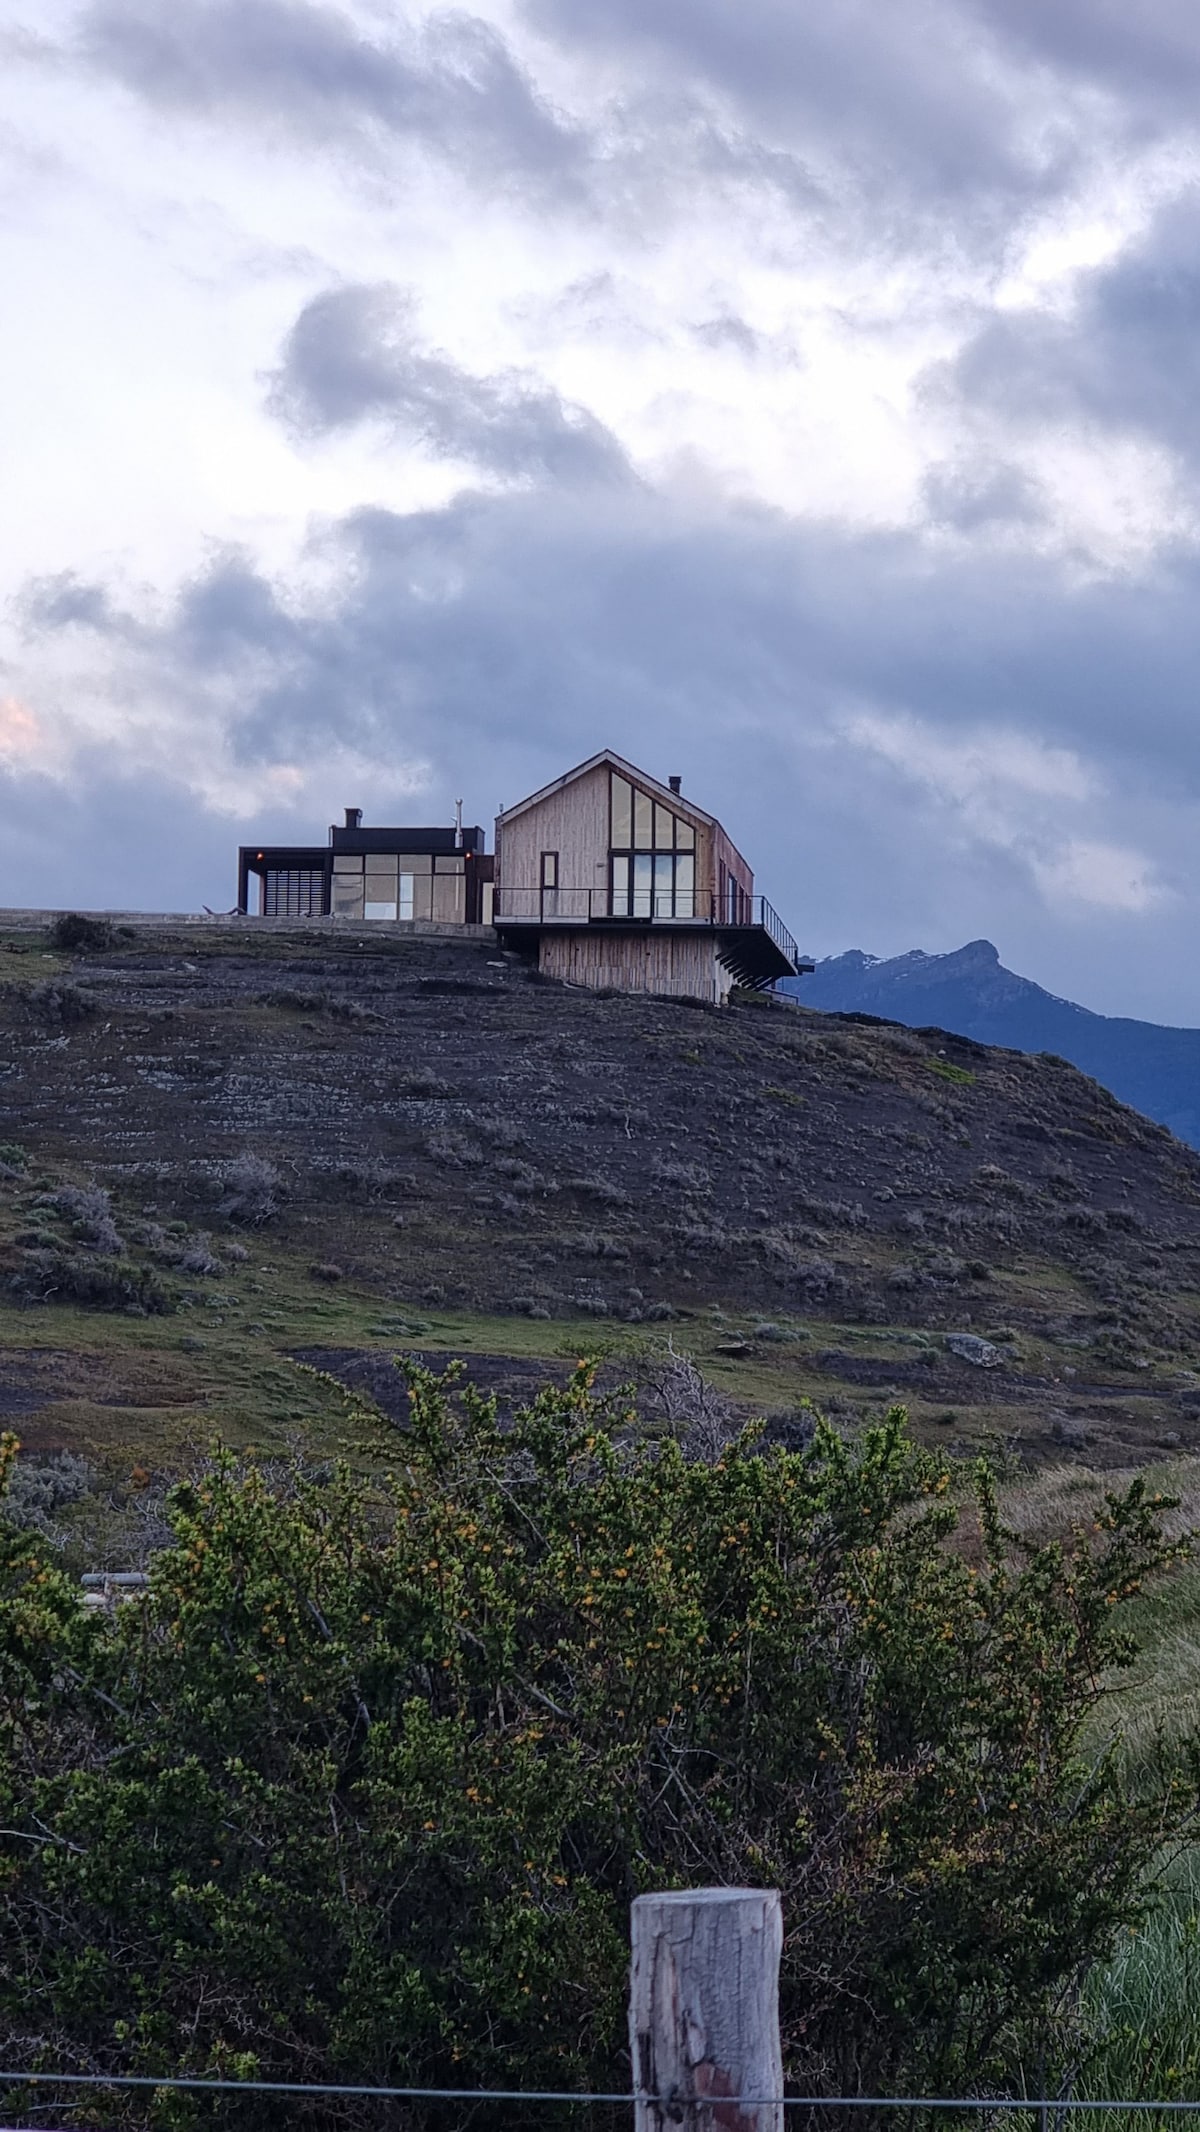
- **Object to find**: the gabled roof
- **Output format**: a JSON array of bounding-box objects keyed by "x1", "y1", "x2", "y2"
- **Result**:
[{"x1": 497, "y1": 749, "x2": 716, "y2": 834}]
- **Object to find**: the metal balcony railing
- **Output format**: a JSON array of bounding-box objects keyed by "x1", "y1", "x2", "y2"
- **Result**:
[{"x1": 493, "y1": 886, "x2": 800, "y2": 970}]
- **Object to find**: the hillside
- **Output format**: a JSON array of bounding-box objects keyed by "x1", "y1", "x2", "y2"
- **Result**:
[
  {"x1": 792, "y1": 939, "x2": 1200, "y2": 1148},
  {"x1": 0, "y1": 916, "x2": 1199, "y2": 1508}
]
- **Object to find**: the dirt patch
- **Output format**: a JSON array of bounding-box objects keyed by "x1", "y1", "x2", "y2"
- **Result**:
[{"x1": 0, "y1": 1347, "x2": 204, "y2": 1450}]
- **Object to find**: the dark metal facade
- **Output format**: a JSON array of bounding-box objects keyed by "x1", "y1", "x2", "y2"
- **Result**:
[{"x1": 238, "y1": 823, "x2": 492, "y2": 924}]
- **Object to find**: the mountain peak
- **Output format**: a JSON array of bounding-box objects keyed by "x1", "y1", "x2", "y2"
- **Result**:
[{"x1": 793, "y1": 938, "x2": 1200, "y2": 1148}]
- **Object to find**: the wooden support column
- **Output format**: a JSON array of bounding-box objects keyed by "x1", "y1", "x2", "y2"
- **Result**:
[{"x1": 629, "y1": 1887, "x2": 784, "y2": 2132}]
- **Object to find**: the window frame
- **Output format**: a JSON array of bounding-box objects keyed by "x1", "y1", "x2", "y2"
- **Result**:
[{"x1": 608, "y1": 769, "x2": 701, "y2": 919}]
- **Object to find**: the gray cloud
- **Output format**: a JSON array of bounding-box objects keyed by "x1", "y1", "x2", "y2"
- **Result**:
[
  {"x1": 78, "y1": 0, "x2": 583, "y2": 188},
  {"x1": 968, "y1": 0, "x2": 1200, "y2": 109},
  {"x1": 268, "y1": 283, "x2": 630, "y2": 484},
  {"x1": 70, "y1": 0, "x2": 836, "y2": 233},
  {"x1": 940, "y1": 194, "x2": 1200, "y2": 467},
  {"x1": 68, "y1": 0, "x2": 1098, "y2": 264},
  {"x1": 921, "y1": 458, "x2": 1044, "y2": 532},
  {"x1": 517, "y1": 0, "x2": 1081, "y2": 220},
  {"x1": 691, "y1": 313, "x2": 762, "y2": 357},
  {"x1": 29, "y1": 470, "x2": 1200, "y2": 897},
  {"x1": 19, "y1": 573, "x2": 131, "y2": 636},
  {"x1": 0, "y1": 756, "x2": 266, "y2": 914}
]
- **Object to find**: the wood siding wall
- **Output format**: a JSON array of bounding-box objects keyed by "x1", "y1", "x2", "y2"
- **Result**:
[
  {"x1": 538, "y1": 928, "x2": 732, "y2": 1003},
  {"x1": 497, "y1": 763, "x2": 612, "y2": 901},
  {"x1": 709, "y1": 821, "x2": 753, "y2": 902}
]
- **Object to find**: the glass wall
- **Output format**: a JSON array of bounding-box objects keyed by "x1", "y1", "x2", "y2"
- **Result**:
[
  {"x1": 609, "y1": 773, "x2": 697, "y2": 917},
  {"x1": 331, "y1": 852, "x2": 465, "y2": 923}
]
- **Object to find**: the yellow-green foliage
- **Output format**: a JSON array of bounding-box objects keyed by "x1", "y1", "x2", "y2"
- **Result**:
[
  {"x1": 925, "y1": 1057, "x2": 976, "y2": 1087},
  {"x1": 0, "y1": 1387, "x2": 1191, "y2": 2127}
]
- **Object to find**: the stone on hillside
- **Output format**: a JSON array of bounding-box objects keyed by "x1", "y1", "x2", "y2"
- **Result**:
[{"x1": 945, "y1": 1332, "x2": 1002, "y2": 1368}]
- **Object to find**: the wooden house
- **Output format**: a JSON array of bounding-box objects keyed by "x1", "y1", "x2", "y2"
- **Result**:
[{"x1": 493, "y1": 750, "x2": 804, "y2": 1002}]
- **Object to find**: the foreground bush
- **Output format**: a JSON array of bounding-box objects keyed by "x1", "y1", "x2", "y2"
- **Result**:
[{"x1": 0, "y1": 1374, "x2": 1189, "y2": 2127}]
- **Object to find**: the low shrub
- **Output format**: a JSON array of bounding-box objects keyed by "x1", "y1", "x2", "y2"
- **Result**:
[
  {"x1": 396, "y1": 1070, "x2": 453, "y2": 1099},
  {"x1": 569, "y1": 1174, "x2": 631, "y2": 1208},
  {"x1": 41, "y1": 1183, "x2": 122, "y2": 1255},
  {"x1": 0, "y1": 1449, "x2": 96, "y2": 1543},
  {"x1": 218, "y1": 1153, "x2": 281, "y2": 1224},
  {"x1": 426, "y1": 1129, "x2": 483, "y2": 1169},
  {"x1": 495, "y1": 1159, "x2": 549, "y2": 1196},
  {"x1": 12, "y1": 1249, "x2": 170, "y2": 1313},
  {"x1": 262, "y1": 987, "x2": 316, "y2": 1013},
  {"x1": 324, "y1": 997, "x2": 379, "y2": 1024},
  {"x1": 650, "y1": 1157, "x2": 711, "y2": 1191},
  {"x1": 574, "y1": 1233, "x2": 630, "y2": 1261},
  {"x1": 23, "y1": 980, "x2": 98, "y2": 1024},
  {"x1": 474, "y1": 1112, "x2": 527, "y2": 1148},
  {"x1": 47, "y1": 912, "x2": 116, "y2": 953},
  {"x1": 178, "y1": 1233, "x2": 223, "y2": 1277}
]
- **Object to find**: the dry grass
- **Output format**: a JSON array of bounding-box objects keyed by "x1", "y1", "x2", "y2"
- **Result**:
[{"x1": 996, "y1": 1456, "x2": 1200, "y2": 1551}]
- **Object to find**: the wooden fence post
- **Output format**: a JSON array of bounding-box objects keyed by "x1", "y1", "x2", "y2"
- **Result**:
[{"x1": 629, "y1": 1887, "x2": 784, "y2": 2132}]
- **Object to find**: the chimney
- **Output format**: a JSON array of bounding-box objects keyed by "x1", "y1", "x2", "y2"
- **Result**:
[
  {"x1": 344, "y1": 806, "x2": 362, "y2": 831},
  {"x1": 454, "y1": 798, "x2": 464, "y2": 851},
  {"x1": 668, "y1": 775, "x2": 682, "y2": 795}
]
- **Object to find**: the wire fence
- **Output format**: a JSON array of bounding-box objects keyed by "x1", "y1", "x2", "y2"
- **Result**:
[{"x1": 1, "y1": 2073, "x2": 1200, "y2": 2110}]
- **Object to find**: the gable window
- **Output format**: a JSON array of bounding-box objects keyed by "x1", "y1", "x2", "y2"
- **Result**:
[{"x1": 609, "y1": 771, "x2": 697, "y2": 918}]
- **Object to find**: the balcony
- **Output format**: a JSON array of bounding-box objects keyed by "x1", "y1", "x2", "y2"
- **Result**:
[{"x1": 493, "y1": 885, "x2": 804, "y2": 988}]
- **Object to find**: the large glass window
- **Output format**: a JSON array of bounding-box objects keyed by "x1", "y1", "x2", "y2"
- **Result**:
[
  {"x1": 364, "y1": 855, "x2": 398, "y2": 922},
  {"x1": 653, "y1": 853, "x2": 673, "y2": 916},
  {"x1": 609, "y1": 769, "x2": 700, "y2": 918},
  {"x1": 612, "y1": 851, "x2": 695, "y2": 918},
  {"x1": 611, "y1": 776, "x2": 632, "y2": 846}
]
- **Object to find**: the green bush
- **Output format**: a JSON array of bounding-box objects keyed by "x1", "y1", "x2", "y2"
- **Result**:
[
  {"x1": 10, "y1": 1248, "x2": 170, "y2": 1313},
  {"x1": 0, "y1": 1379, "x2": 1189, "y2": 2127},
  {"x1": 47, "y1": 913, "x2": 117, "y2": 953}
]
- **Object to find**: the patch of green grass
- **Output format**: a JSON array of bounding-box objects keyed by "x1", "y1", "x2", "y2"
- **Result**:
[
  {"x1": 1082, "y1": 1845, "x2": 1200, "y2": 2119},
  {"x1": 763, "y1": 1084, "x2": 806, "y2": 1107},
  {"x1": 925, "y1": 1057, "x2": 976, "y2": 1087},
  {"x1": 1084, "y1": 1555, "x2": 1200, "y2": 1798}
]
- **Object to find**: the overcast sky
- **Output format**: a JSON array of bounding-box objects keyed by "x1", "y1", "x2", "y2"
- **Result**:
[{"x1": 6, "y1": 1, "x2": 1200, "y2": 1019}]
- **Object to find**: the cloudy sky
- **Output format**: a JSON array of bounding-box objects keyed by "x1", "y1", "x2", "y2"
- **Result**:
[{"x1": 5, "y1": 1, "x2": 1200, "y2": 1019}]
